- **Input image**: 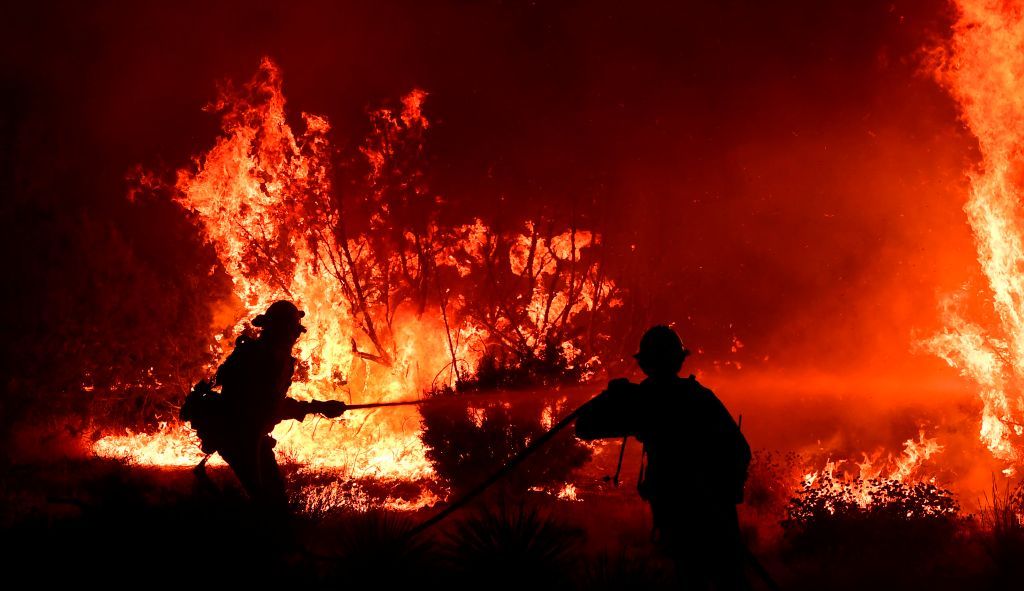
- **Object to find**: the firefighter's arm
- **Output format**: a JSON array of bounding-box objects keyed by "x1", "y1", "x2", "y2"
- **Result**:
[
  {"x1": 277, "y1": 398, "x2": 348, "y2": 421},
  {"x1": 574, "y1": 378, "x2": 637, "y2": 440}
]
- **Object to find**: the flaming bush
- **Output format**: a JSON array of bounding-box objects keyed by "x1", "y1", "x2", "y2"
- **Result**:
[
  {"x1": 792, "y1": 429, "x2": 952, "y2": 515},
  {"x1": 94, "y1": 58, "x2": 620, "y2": 490}
]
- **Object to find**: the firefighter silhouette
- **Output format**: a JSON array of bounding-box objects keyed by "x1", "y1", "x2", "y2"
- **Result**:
[
  {"x1": 575, "y1": 325, "x2": 752, "y2": 590},
  {"x1": 181, "y1": 300, "x2": 347, "y2": 508}
]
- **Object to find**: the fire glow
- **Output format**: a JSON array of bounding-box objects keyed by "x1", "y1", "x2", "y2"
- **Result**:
[
  {"x1": 93, "y1": 59, "x2": 619, "y2": 495},
  {"x1": 91, "y1": 0, "x2": 1024, "y2": 515},
  {"x1": 801, "y1": 430, "x2": 946, "y2": 510},
  {"x1": 923, "y1": 0, "x2": 1024, "y2": 473},
  {"x1": 787, "y1": 0, "x2": 1024, "y2": 505}
]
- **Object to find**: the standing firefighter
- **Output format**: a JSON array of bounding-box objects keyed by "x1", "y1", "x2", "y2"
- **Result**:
[
  {"x1": 575, "y1": 325, "x2": 752, "y2": 590},
  {"x1": 181, "y1": 300, "x2": 347, "y2": 509}
]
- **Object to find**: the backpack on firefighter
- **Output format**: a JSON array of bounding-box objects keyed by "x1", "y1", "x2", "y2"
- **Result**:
[
  {"x1": 180, "y1": 378, "x2": 225, "y2": 454},
  {"x1": 179, "y1": 334, "x2": 260, "y2": 454}
]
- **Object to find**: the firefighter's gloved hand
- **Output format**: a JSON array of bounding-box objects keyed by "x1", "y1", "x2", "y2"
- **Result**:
[
  {"x1": 577, "y1": 377, "x2": 637, "y2": 440},
  {"x1": 601, "y1": 378, "x2": 640, "y2": 404},
  {"x1": 321, "y1": 400, "x2": 347, "y2": 418}
]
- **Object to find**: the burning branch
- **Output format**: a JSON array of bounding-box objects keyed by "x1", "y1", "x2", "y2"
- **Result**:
[{"x1": 104, "y1": 58, "x2": 625, "y2": 480}]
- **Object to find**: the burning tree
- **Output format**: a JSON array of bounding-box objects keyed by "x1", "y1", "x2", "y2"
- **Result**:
[
  {"x1": 97, "y1": 58, "x2": 621, "y2": 490},
  {"x1": 174, "y1": 58, "x2": 621, "y2": 391},
  {"x1": 923, "y1": 0, "x2": 1024, "y2": 472}
]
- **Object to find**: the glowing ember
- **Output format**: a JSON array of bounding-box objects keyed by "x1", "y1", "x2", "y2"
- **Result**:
[{"x1": 923, "y1": 0, "x2": 1024, "y2": 470}]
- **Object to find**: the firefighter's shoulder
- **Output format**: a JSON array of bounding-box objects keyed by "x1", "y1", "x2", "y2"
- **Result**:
[{"x1": 683, "y1": 374, "x2": 714, "y2": 395}]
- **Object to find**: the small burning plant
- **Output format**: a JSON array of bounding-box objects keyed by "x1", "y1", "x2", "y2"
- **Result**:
[
  {"x1": 782, "y1": 432, "x2": 960, "y2": 559},
  {"x1": 785, "y1": 472, "x2": 960, "y2": 528},
  {"x1": 419, "y1": 393, "x2": 592, "y2": 495}
]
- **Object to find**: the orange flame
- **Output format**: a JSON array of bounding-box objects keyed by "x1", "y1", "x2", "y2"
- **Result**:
[
  {"x1": 802, "y1": 430, "x2": 945, "y2": 508},
  {"x1": 94, "y1": 59, "x2": 618, "y2": 510},
  {"x1": 923, "y1": 0, "x2": 1024, "y2": 471}
]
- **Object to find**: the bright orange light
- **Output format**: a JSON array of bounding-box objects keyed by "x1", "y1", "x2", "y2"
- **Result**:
[
  {"x1": 93, "y1": 59, "x2": 616, "y2": 510},
  {"x1": 923, "y1": 0, "x2": 1024, "y2": 471}
]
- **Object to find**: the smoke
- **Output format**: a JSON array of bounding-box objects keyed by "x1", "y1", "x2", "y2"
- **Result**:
[
  {"x1": 1, "y1": 0, "x2": 973, "y2": 366},
  {"x1": 1, "y1": 0, "x2": 995, "y2": 486}
]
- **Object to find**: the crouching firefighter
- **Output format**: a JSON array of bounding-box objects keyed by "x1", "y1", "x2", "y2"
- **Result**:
[
  {"x1": 575, "y1": 325, "x2": 753, "y2": 590},
  {"x1": 181, "y1": 300, "x2": 347, "y2": 509}
]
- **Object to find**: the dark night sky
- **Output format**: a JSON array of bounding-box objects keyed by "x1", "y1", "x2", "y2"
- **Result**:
[{"x1": 1, "y1": 0, "x2": 981, "y2": 382}]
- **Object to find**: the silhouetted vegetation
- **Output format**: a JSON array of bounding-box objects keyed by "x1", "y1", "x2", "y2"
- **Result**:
[
  {"x1": 979, "y1": 480, "x2": 1024, "y2": 588},
  {"x1": 2, "y1": 457, "x2": 1022, "y2": 590},
  {"x1": 786, "y1": 474, "x2": 960, "y2": 529},
  {"x1": 316, "y1": 509, "x2": 438, "y2": 587},
  {"x1": 781, "y1": 473, "x2": 970, "y2": 591},
  {"x1": 442, "y1": 500, "x2": 584, "y2": 589},
  {"x1": 419, "y1": 391, "x2": 591, "y2": 495}
]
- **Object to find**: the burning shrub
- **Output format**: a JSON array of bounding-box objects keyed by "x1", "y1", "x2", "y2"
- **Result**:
[
  {"x1": 94, "y1": 57, "x2": 624, "y2": 479},
  {"x1": 419, "y1": 393, "x2": 592, "y2": 495},
  {"x1": 784, "y1": 429, "x2": 956, "y2": 529},
  {"x1": 456, "y1": 343, "x2": 583, "y2": 392},
  {"x1": 785, "y1": 473, "x2": 960, "y2": 527},
  {"x1": 782, "y1": 472, "x2": 963, "y2": 590},
  {"x1": 165, "y1": 57, "x2": 623, "y2": 394},
  {"x1": 783, "y1": 470, "x2": 961, "y2": 573}
]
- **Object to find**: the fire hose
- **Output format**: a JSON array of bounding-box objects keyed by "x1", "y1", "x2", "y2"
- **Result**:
[
  {"x1": 320, "y1": 395, "x2": 585, "y2": 535},
  {"x1": 202, "y1": 391, "x2": 781, "y2": 588},
  {"x1": 406, "y1": 402, "x2": 586, "y2": 537},
  {"x1": 367, "y1": 398, "x2": 783, "y2": 591}
]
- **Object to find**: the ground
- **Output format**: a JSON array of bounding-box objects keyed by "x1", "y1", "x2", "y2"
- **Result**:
[{"x1": 3, "y1": 455, "x2": 1021, "y2": 590}]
